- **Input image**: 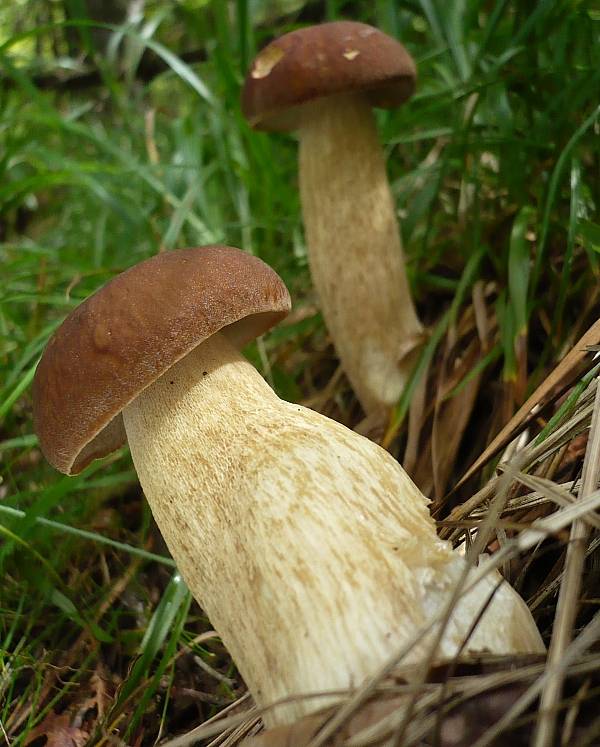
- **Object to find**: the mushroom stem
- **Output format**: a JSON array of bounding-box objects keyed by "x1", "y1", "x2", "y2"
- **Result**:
[
  {"x1": 299, "y1": 92, "x2": 423, "y2": 417},
  {"x1": 122, "y1": 331, "x2": 543, "y2": 726}
]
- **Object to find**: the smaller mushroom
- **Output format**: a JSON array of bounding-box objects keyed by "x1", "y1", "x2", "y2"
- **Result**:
[
  {"x1": 242, "y1": 21, "x2": 423, "y2": 421},
  {"x1": 33, "y1": 246, "x2": 543, "y2": 727}
]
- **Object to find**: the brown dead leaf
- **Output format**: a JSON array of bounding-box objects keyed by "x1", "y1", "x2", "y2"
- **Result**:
[
  {"x1": 240, "y1": 699, "x2": 403, "y2": 747},
  {"x1": 240, "y1": 712, "x2": 326, "y2": 747},
  {"x1": 431, "y1": 282, "x2": 493, "y2": 497},
  {"x1": 432, "y1": 337, "x2": 484, "y2": 498},
  {"x1": 241, "y1": 655, "x2": 600, "y2": 747},
  {"x1": 403, "y1": 352, "x2": 431, "y2": 476},
  {"x1": 24, "y1": 712, "x2": 88, "y2": 747},
  {"x1": 410, "y1": 435, "x2": 435, "y2": 498}
]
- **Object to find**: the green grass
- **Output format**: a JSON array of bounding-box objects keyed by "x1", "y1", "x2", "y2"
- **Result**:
[{"x1": 1, "y1": 0, "x2": 599, "y2": 743}]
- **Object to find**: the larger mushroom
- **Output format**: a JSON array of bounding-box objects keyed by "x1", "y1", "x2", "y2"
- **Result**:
[
  {"x1": 33, "y1": 246, "x2": 543, "y2": 727},
  {"x1": 242, "y1": 21, "x2": 423, "y2": 420}
]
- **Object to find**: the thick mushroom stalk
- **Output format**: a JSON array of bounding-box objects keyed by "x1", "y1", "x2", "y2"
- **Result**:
[
  {"x1": 299, "y1": 93, "x2": 423, "y2": 415},
  {"x1": 33, "y1": 247, "x2": 544, "y2": 729},
  {"x1": 242, "y1": 21, "x2": 425, "y2": 419},
  {"x1": 122, "y1": 331, "x2": 543, "y2": 727}
]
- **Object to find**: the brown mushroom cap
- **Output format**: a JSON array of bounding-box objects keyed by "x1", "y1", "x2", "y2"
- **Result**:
[
  {"x1": 33, "y1": 246, "x2": 291, "y2": 475},
  {"x1": 241, "y1": 21, "x2": 416, "y2": 132}
]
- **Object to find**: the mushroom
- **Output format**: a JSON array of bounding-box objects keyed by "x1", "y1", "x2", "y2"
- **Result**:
[
  {"x1": 33, "y1": 246, "x2": 544, "y2": 727},
  {"x1": 242, "y1": 21, "x2": 423, "y2": 421}
]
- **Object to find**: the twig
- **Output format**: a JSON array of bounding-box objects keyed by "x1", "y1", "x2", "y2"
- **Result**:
[{"x1": 533, "y1": 379, "x2": 600, "y2": 747}]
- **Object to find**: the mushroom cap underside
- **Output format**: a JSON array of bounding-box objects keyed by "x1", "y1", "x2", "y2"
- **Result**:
[
  {"x1": 242, "y1": 21, "x2": 416, "y2": 132},
  {"x1": 33, "y1": 246, "x2": 291, "y2": 475}
]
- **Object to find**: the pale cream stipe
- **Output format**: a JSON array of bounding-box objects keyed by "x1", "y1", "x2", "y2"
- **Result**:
[
  {"x1": 299, "y1": 93, "x2": 423, "y2": 417},
  {"x1": 123, "y1": 332, "x2": 544, "y2": 726}
]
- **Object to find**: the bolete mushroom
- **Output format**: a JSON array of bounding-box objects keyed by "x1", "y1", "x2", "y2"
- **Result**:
[
  {"x1": 242, "y1": 21, "x2": 423, "y2": 421},
  {"x1": 33, "y1": 246, "x2": 543, "y2": 727}
]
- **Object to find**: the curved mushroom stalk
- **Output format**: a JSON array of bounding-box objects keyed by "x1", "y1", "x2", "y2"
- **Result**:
[
  {"x1": 299, "y1": 93, "x2": 423, "y2": 416},
  {"x1": 33, "y1": 247, "x2": 543, "y2": 730},
  {"x1": 123, "y1": 331, "x2": 543, "y2": 727}
]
